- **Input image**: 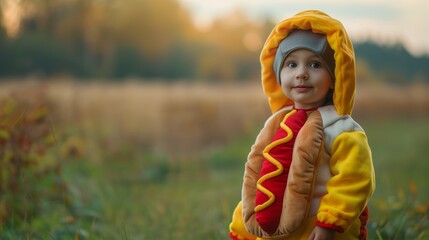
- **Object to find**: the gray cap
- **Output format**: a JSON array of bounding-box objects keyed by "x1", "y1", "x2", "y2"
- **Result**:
[{"x1": 273, "y1": 30, "x2": 335, "y2": 82}]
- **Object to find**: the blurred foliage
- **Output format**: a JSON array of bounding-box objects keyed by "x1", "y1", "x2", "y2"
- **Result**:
[
  {"x1": 0, "y1": 97, "x2": 62, "y2": 228},
  {"x1": 0, "y1": 0, "x2": 267, "y2": 81},
  {"x1": 1, "y1": 0, "x2": 426, "y2": 82},
  {"x1": 354, "y1": 42, "x2": 429, "y2": 85},
  {"x1": 0, "y1": 95, "x2": 104, "y2": 238},
  {"x1": 369, "y1": 184, "x2": 429, "y2": 240}
]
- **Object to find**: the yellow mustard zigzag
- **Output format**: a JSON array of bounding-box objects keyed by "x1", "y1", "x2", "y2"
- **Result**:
[{"x1": 254, "y1": 109, "x2": 296, "y2": 212}]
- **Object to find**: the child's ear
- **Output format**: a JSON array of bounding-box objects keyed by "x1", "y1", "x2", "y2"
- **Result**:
[{"x1": 330, "y1": 80, "x2": 335, "y2": 89}]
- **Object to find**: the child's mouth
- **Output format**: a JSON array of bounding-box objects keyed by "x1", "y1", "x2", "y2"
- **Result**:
[{"x1": 293, "y1": 85, "x2": 312, "y2": 93}]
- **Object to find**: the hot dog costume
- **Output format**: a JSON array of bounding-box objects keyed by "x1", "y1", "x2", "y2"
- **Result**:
[{"x1": 229, "y1": 10, "x2": 375, "y2": 240}]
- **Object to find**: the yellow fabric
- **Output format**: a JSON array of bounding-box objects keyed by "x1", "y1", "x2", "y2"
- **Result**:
[
  {"x1": 230, "y1": 202, "x2": 257, "y2": 240},
  {"x1": 260, "y1": 10, "x2": 356, "y2": 115},
  {"x1": 318, "y1": 131, "x2": 375, "y2": 232},
  {"x1": 230, "y1": 202, "x2": 362, "y2": 240}
]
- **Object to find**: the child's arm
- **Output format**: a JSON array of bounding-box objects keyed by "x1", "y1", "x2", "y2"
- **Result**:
[{"x1": 317, "y1": 131, "x2": 375, "y2": 232}]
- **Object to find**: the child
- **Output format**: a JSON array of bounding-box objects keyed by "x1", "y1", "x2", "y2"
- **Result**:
[{"x1": 229, "y1": 10, "x2": 375, "y2": 240}]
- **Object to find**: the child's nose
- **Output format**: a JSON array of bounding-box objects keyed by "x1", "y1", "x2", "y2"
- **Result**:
[{"x1": 295, "y1": 66, "x2": 309, "y2": 80}]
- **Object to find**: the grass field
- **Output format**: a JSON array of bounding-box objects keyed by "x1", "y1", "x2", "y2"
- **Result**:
[{"x1": 1, "y1": 80, "x2": 429, "y2": 239}]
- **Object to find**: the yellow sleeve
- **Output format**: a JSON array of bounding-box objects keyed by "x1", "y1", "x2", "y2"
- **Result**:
[
  {"x1": 317, "y1": 131, "x2": 375, "y2": 231},
  {"x1": 229, "y1": 201, "x2": 257, "y2": 240}
]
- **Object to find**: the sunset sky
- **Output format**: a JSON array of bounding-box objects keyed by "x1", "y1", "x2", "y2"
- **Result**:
[{"x1": 179, "y1": 0, "x2": 429, "y2": 56}]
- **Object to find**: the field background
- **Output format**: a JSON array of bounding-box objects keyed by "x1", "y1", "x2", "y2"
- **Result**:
[
  {"x1": 1, "y1": 79, "x2": 428, "y2": 239},
  {"x1": 1, "y1": 0, "x2": 429, "y2": 238}
]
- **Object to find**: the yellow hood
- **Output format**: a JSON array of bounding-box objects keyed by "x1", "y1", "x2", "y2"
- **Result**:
[{"x1": 260, "y1": 10, "x2": 356, "y2": 115}]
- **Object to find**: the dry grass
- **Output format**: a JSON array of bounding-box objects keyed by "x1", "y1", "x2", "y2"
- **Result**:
[
  {"x1": 1, "y1": 79, "x2": 270, "y2": 157},
  {"x1": 356, "y1": 83, "x2": 429, "y2": 118},
  {"x1": 1, "y1": 79, "x2": 428, "y2": 157}
]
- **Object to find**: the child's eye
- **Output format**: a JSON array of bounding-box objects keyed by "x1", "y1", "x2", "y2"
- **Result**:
[
  {"x1": 309, "y1": 62, "x2": 322, "y2": 68},
  {"x1": 286, "y1": 62, "x2": 297, "y2": 68}
]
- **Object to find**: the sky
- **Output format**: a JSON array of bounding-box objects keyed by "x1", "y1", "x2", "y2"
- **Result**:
[{"x1": 179, "y1": 0, "x2": 429, "y2": 56}]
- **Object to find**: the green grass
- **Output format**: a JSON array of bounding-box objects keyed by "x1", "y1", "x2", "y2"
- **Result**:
[
  {"x1": 362, "y1": 118, "x2": 429, "y2": 200},
  {"x1": 2, "y1": 118, "x2": 429, "y2": 239},
  {"x1": 360, "y1": 117, "x2": 429, "y2": 239}
]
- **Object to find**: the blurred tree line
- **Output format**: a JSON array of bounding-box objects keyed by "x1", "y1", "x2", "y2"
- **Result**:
[
  {"x1": 0, "y1": 0, "x2": 270, "y2": 81},
  {"x1": 0, "y1": 0, "x2": 428, "y2": 83}
]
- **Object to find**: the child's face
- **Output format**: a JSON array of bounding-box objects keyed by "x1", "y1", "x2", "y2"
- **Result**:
[{"x1": 279, "y1": 49, "x2": 334, "y2": 109}]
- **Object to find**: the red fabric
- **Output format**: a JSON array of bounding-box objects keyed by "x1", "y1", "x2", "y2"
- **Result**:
[
  {"x1": 229, "y1": 232, "x2": 239, "y2": 240},
  {"x1": 316, "y1": 221, "x2": 344, "y2": 233},
  {"x1": 255, "y1": 110, "x2": 307, "y2": 234},
  {"x1": 229, "y1": 232, "x2": 238, "y2": 240},
  {"x1": 315, "y1": 206, "x2": 368, "y2": 237},
  {"x1": 358, "y1": 206, "x2": 369, "y2": 240}
]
